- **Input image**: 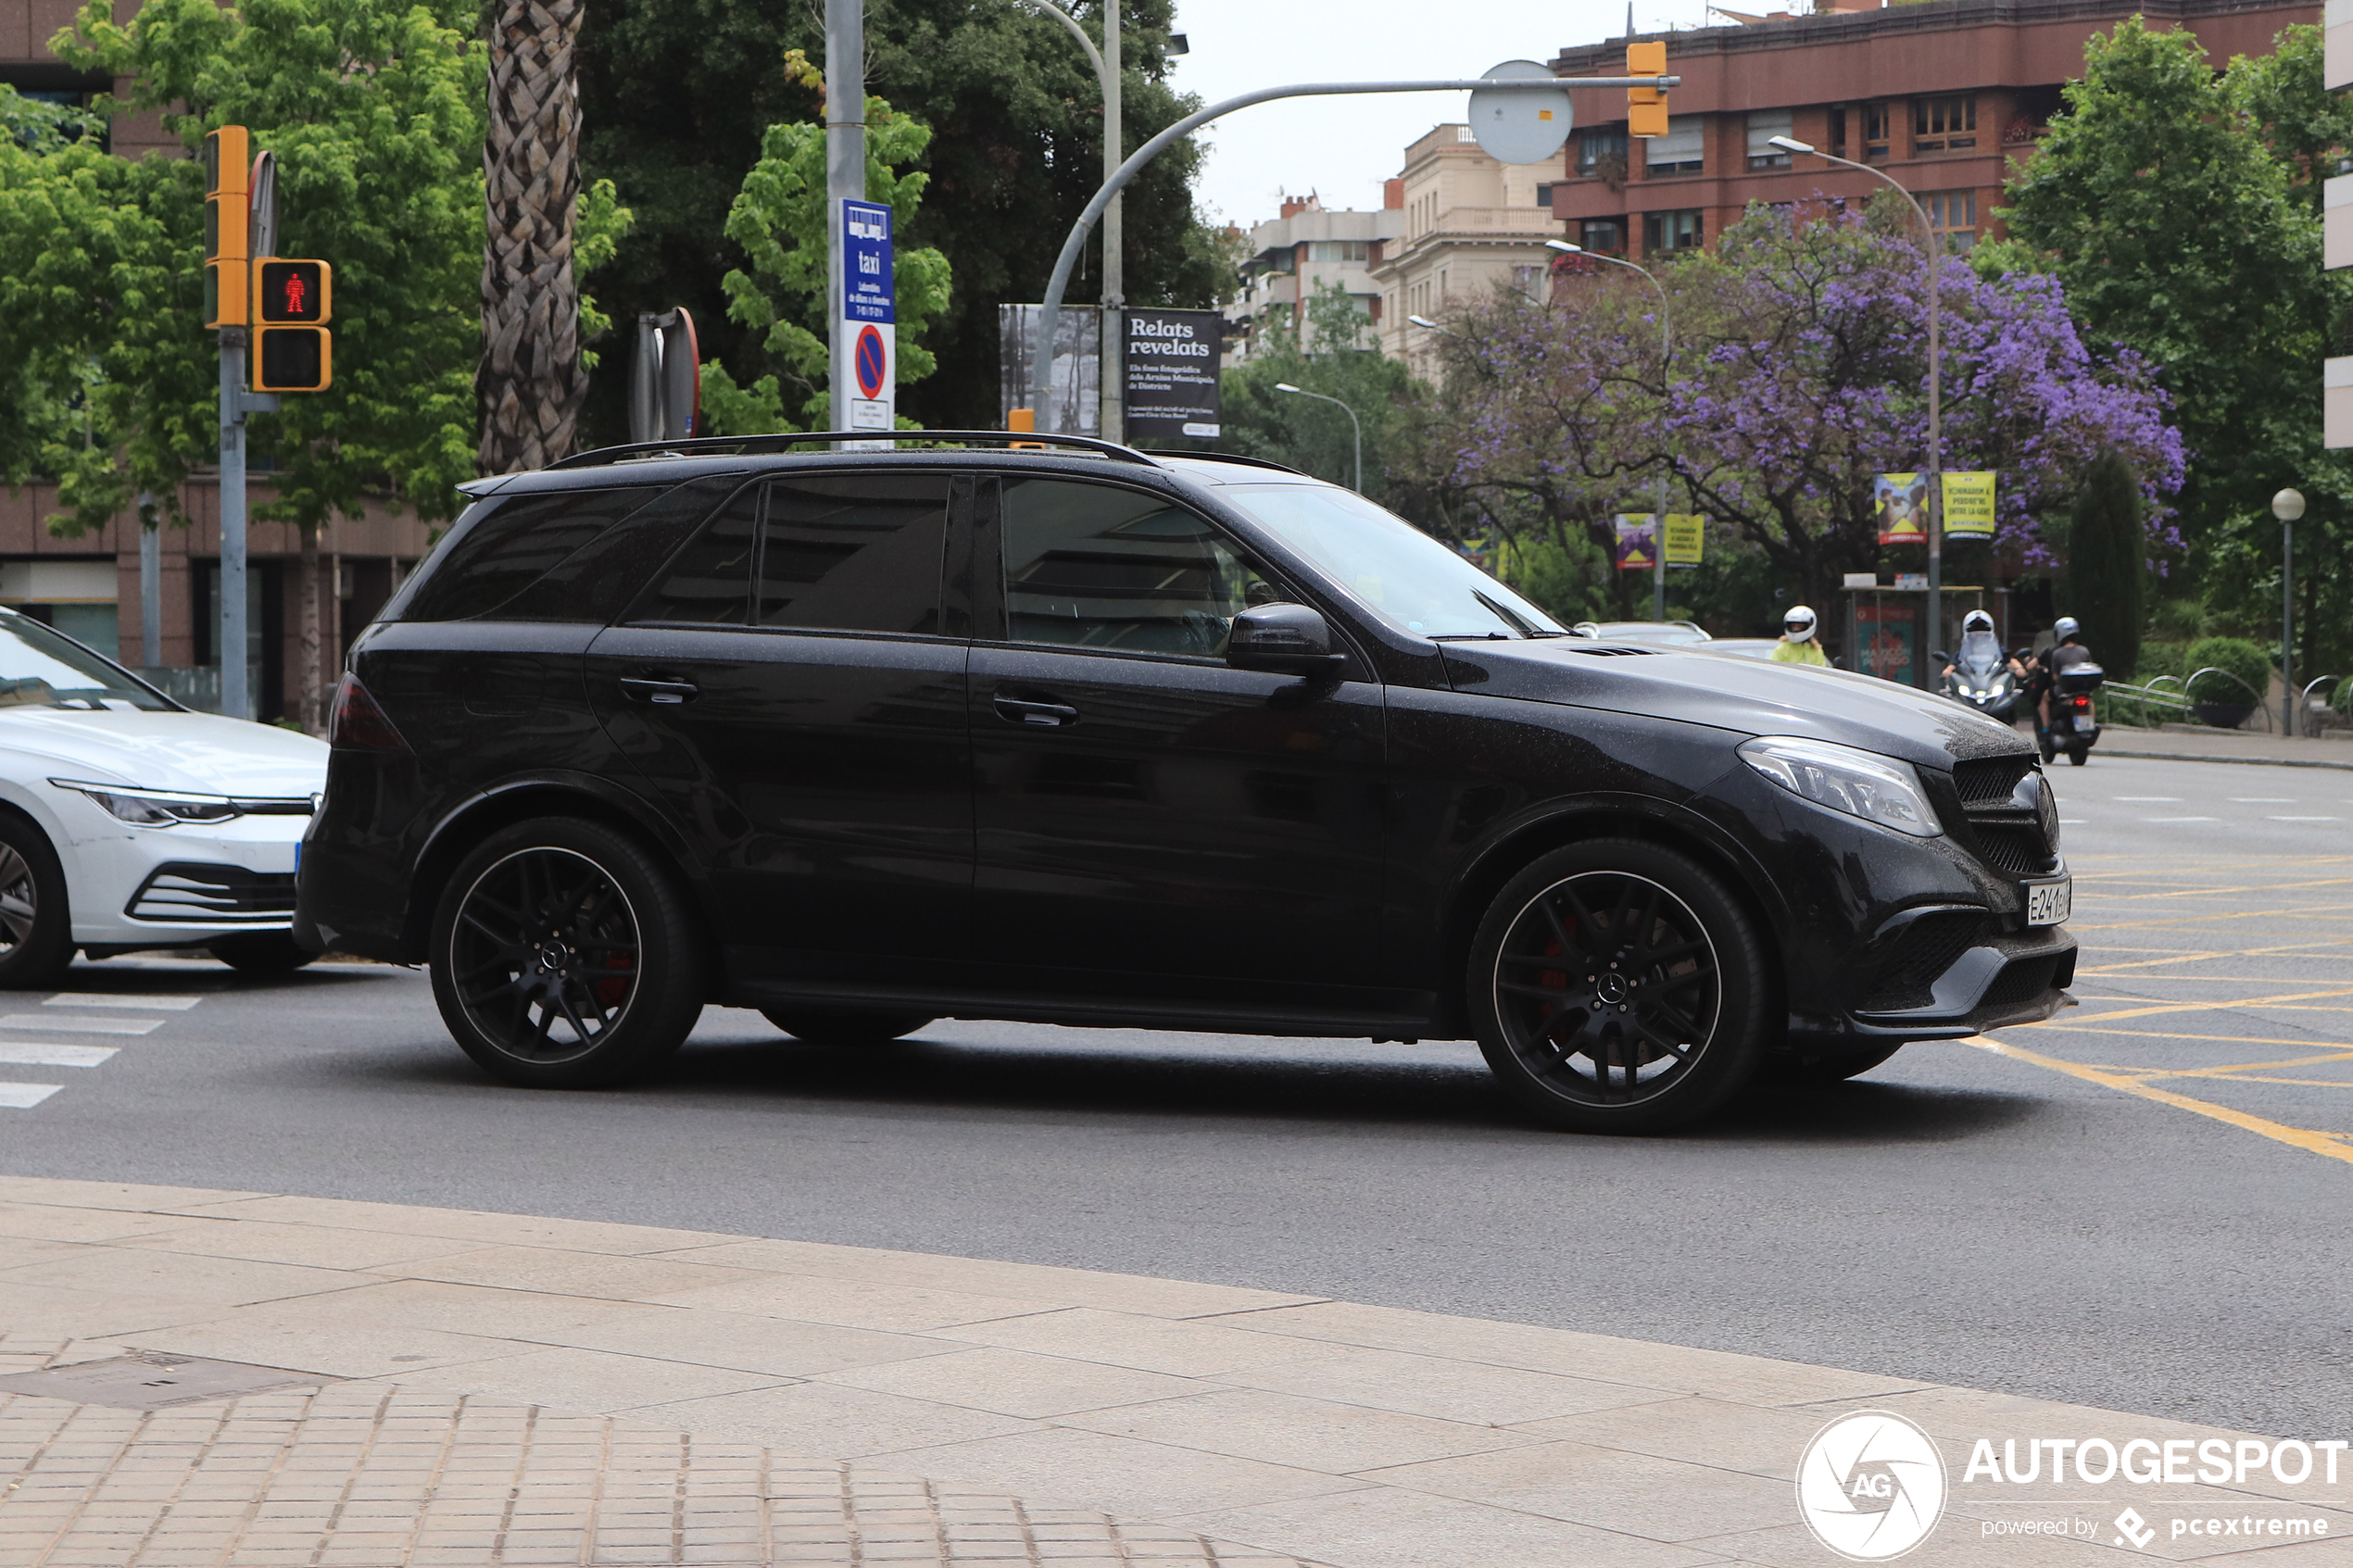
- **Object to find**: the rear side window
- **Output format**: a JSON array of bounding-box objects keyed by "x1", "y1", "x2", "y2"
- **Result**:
[
  {"x1": 1000, "y1": 478, "x2": 1271, "y2": 656},
  {"x1": 633, "y1": 472, "x2": 950, "y2": 634},
  {"x1": 397, "y1": 486, "x2": 666, "y2": 622}
]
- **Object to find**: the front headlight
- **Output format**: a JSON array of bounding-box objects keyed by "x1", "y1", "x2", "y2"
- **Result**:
[
  {"x1": 1738, "y1": 737, "x2": 1943, "y2": 838},
  {"x1": 51, "y1": 779, "x2": 242, "y2": 827}
]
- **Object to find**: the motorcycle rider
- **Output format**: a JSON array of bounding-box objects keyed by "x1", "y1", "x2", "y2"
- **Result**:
[
  {"x1": 1941, "y1": 609, "x2": 2024, "y2": 685},
  {"x1": 1773, "y1": 604, "x2": 1830, "y2": 666},
  {"x1": 2032, "y1": 616, "x2": 2093, "y2": 732}
]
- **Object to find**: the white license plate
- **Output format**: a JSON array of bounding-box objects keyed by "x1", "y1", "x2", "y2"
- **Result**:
[{"x1": 2025, "y1": 879, "x2": 2071, "y2": 926}]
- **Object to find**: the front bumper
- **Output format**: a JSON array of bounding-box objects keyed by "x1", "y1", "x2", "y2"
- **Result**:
[{"x1": 67, "y1": 814, "x2": 306, "y2": 947}]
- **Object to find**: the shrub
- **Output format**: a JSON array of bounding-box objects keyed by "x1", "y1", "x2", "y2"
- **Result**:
[
  {"x1": 2183, "y1": 636, "x2": 2272, "y2": 719},
  {"x1": 2133, "y1": 639, "x2": 2187, "y2": 684},
  {"x1": 2334, "y1": 675, "x2": 2353, "y2": 718}
]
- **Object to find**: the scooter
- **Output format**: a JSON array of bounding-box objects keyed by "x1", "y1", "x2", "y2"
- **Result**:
[
  {"x1": 2036, "y1": 661, "x2": 2105, "y2": 766},
  {"x1": 1935, "y1": 641, "x2": 2022, "y2": 721}
]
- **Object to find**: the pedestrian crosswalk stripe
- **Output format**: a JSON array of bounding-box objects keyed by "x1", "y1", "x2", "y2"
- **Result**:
[
  {"x1": 0, "y1": 1014, "x2": 162, "y2": 1035},
  {"x1": 0, "y1": 1043, "x2": 117, "y2": 1068},
  {"x1": 43, "y1": 993, "x2": 202, "y2": 1010},
  {"x1": 0, "y1": 1083, "x2": 64, "y2": 1109}
]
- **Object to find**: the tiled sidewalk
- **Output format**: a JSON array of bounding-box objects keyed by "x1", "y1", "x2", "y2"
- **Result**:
[{"x1": 1, "y1": 1175, "x2": 2347, "y2": 1568}]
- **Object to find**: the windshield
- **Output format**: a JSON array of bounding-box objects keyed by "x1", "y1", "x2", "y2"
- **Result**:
[
  {"x1": 0, "y1": 613, "x2": 174, "y2": 711},
  {"x1": 1217, "y1": 483, "x2": 1567, "y2": 640},
  {"x1": 1957, "y1": 629, "x2": 2005, "y2": 672}
]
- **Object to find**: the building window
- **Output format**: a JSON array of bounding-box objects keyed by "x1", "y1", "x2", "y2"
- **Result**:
[
  {"x1": 1926, "y1": 190, "x2": 1978, "y2": 251},
  {"x1": 1305, "y1": 241, "x2": 1369, "y2": 263},
  {"x1": 1643, "y1": 208, "x2": 1703, "y2": 255},
  {"x1": 1534, "y1": 182, "x2": 1554, "y2": 208},
  {"x1": 1829, "y1": 107, "x2": 1848, "y2": 157},
  {"x1": 1513, "y1": 264, "x2": 1546, "y2": 302},
  {"x1": 1863, "y1": 102, "x2": 1891, "y2": 159},
  {"x1": 1580, "y1": 218, "x2": 1626, "y2": 254},
  {"x1": 1913, "y1": 95, "x2": 1977, "y2": 152},
  {"x1": 1746, "y1": 108, "x2": 1793, "y2": 170},
  {"x1": 1645, "y1": 116, "x2": 1704, "y2": 176},
  {"x1": 1578, "y1": 128, "x2": 1629, "y2": 177}
]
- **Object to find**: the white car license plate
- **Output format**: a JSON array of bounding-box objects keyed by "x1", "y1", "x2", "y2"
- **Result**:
[{"x1": 2024, "y1": 878, "x2": 2071, "y2": 926}]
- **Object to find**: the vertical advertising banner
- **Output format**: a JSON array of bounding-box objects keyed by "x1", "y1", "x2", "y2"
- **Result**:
[
  {"x1": 842, "y1": 200, "x2": 894, "y2": 444},
  {"x1": 1875, "y1": 472, "x2": 1930, "y2": 546},
  {"x1": 999, "y1": 305, "x2": 1101, "y2": 437},
  {"x1": 1614, "y1": 514, "x2": 1659, "y2": 571},
  {"x1": 1857, "y1": 600, "x2": 1919, "y2": 684},
  {"x1": 1942, "y1": 471, "x2": 1997, "y2": 538},
  {"x1": 1662, "y1": 513, "x2": 1705, "y2": 566},
  {"x1": 1124, "y1": 307, "x2": 1223, "y2": 439}
]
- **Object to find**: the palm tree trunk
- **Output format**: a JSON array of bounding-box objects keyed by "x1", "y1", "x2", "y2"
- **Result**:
[{"x1": 478, "y1": 0, "x2": 586, "y2": 474}]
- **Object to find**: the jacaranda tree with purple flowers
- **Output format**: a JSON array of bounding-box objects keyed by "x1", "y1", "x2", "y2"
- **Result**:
[{"x1": 1419, "y1": 200, "x2": 2183, "y2": 614}]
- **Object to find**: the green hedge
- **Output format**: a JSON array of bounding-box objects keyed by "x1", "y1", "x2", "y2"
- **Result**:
[
  {"x1": 2183, "y1": 637, "x2": 2272, "y2": 719},
  {"x1": 2334, "y1": 676, "x2": 2353, "y2": 718}
]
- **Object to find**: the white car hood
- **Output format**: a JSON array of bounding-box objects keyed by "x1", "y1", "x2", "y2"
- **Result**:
[{"x1": 0, "y1": 709, "x2": 328, "y2": 797}]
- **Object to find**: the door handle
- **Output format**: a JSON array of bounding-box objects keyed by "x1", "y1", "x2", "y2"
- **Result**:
[
  {"x1": 620, "y1": 676, "x2": 700, "y2": 706},
  {"x1": 993, "y1": 695, "x2": 1080, "y2": 727}
]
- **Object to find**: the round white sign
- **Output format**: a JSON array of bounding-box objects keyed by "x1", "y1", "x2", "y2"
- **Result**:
[
  {"x1": 1466, "y1": 60, "x2": 1573, "y2": 166},
  {"x1": 1795, "y1": 1411, "x2": 1948, "y2": 1562}
]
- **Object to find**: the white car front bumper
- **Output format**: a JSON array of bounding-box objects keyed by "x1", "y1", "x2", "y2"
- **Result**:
[{"x1": 66, "y1": 811, "x2": 308, "y2": 948}]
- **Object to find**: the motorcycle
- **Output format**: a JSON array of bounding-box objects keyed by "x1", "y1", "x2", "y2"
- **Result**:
[
  {"x1": 1935, "y1": 633, "x2": 2022, "y2": 721},
  {"x1": 2037, "y1": 660, "x2": 2105, "y2": 766}
]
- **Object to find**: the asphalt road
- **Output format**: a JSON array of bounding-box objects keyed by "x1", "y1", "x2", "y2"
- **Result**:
[{"x1": 3, "y1": 753, "x2": 2349, "y2": 1438}]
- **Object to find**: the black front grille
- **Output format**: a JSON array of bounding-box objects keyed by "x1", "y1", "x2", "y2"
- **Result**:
[
  {"x1": 1982, "y1": 954, "x2": 2060, "y2": 1008},
  {"x1": 1862, "y1": 911, "x2": 1989, "y2": 1010},
  {"x1": 1953, "y1": 754, "x2": 2037, "y2": 809},
  {"x1": 125, "y1": 862, "x2": 297, "y2": 923},
  {"x1": 1972, "y1": 823, "x2": 2058, "y2": 877}
]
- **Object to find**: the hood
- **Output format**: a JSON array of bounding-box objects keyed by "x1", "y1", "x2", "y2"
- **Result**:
[
  {"x1": 0, "y1": 708, "x2": 330, "y2": 797},
  {"x1": 1439, "y1": 639, "x2": 2032, "y2": 772}
]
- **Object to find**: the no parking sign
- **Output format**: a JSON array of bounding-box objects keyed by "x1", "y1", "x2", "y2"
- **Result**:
[{"x1": 842, "y1": 200, "x2": 895, "y2": 442}]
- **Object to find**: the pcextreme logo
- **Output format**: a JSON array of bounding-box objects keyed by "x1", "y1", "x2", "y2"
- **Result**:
[{"x1": 1797, "y1": 1411, "x2": 1950, "y2": 1561}]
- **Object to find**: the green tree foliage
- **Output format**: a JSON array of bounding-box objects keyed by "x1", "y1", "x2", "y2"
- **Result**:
[
  {"x1": 1217, "y1": 283, "x2": 1416, "y2": 499},
  {"x1": 2183, "y1": 634, "x2": 2272, "y2": 717},
  {"x1": 577, "y1": 0, "x2": 1225, "y2": 437},
  {"x1": 2003, "y1": 20, "x2": 2353, "y2": 677},
  {"x1": 2064, "y1": 449, "x2": 2145, "y2": 683},
  {"x1": 698, "y1": 56, "x2": 952, "y2": 435}
]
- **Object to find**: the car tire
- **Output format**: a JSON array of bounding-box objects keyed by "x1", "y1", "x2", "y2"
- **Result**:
[
  {"x1": 761, "y1": 1008, "x2": 935, "y2": 1046},
  {"x1": 1757, "y1": 1040, "x2": 1904, "y2": 1086},
  {"x1": 1469, "y1": 838, "x2": 1768, "y2": 1134},
  {"x1": 430, "y1": 817, "x2": 707, "y2": 1089},
  {"x1": 209, "y1": 933, "x2": 320, "y2": 976},
  {"x1": 0, "y1": 814, "x2": 73, "y2": 990}
]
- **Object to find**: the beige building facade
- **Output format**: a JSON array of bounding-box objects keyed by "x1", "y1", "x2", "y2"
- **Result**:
[
  {"x1": 1369, "y1": 125, "x2": 1569, "y2": 375},
  {"x1": 1223, "y1": 194, "x2": 1400, "y2": 366}
]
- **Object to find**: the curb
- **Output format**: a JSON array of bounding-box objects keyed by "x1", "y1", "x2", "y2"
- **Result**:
[{"x1": 2094, "y1": 747, "x2": 2353, "y2": 771}]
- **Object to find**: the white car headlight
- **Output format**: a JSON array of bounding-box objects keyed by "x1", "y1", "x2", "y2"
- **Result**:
[
  {"x1": 1738, "y1": 737, "x2": 1943, "y2": 838},
  {"x1": 51, "y1": 779, "x2": 244, "y2": 827}
]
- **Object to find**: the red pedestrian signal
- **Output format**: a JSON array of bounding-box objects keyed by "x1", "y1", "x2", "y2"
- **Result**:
[
  {"x1": 255, "y1": 259, "x2": 331, "y2": 324},
  {"x1": 250, "y1": 257, "x2": 333, "y2": 392}
]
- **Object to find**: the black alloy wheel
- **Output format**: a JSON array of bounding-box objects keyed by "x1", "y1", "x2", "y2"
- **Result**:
[
  {"x1": 430, "y1": 818, "x2": 707, "y2": 1087},
  {"x1": 1470, "y1": 839, "x2": 1767, "y2": 1133},
  {"x1": 0, "y1": 814, "x2": 74, "y2": 989},
  {"x1": 761, "y1": 1008, "x2": 936, "y2": 1046}
]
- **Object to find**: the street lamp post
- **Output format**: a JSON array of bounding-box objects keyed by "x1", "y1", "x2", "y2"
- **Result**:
[
  {"x1": 1016, "y1": 0, "x2": 1123, "y2": 440},
  {"x1": 1549, "y1": 239, "x2": 1672, "y2": 620},
  {"x1": 1275, "y1": 383, "x2": 1362, "y2": 492},
  {"x1": 1769, "y1": 134, "x2": 1946, "y2": 653},
  {"x1": 2274, "y1": 487, "x2": 2304, "y2": 737}
]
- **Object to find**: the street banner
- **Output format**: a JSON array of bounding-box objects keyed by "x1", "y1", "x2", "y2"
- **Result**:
[
  {"x1": 1875, "y1": 472, "x2": 1929, "y2": 545},
  {"x1": 1942, "y1": 470, "x2": 1996, "y2": 537},
  {"x1": 1125, "y1": 307, "x2": 1224, "y2": 438},
  {"x1": 842, "y1": 200, "x2": 895, "y2": 444},
  {"x1": 999, "y1": 304, "x2": 1101, "y2": 436},
  {"x1": 1614, "y1": 514, "x2": 1658, "y2": 571},
  {"x1": 1857, "y1": 599, "x2": 1919, "y2": 684},
  {"x1": 1663, "y1": 513, "x2": 1705, "y2": 565}
]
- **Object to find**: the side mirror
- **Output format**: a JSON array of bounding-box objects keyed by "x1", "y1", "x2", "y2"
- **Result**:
[
  {"x1": 1227, "y1": 602, "x2": 1346, "y2": 676},
  {"x1": 1931, "y1": 650, "x2": 1950, "y2": 664}
]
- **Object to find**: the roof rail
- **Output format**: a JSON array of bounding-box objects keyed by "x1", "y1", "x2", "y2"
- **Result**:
[{"x1": 545, "y1": 430, "x2": 1163, "y2": 470}]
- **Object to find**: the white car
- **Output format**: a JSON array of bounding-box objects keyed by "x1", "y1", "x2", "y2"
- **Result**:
[{"x1": 0, "y1": 607, "x2": 327, "y2": 986}]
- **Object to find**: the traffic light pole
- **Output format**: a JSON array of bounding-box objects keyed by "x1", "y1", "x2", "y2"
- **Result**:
[
  {"x1": 1025, "y1": 73, "x2": 1674, "y2": 430},
  {"x1": 216, "y1": 330, "x2": 279, "y2": 721}
]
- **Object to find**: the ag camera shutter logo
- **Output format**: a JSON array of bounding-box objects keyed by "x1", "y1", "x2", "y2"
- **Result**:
[{"x1": 1797, "y1": 1411, "x2": 1949, "y2": 1561}]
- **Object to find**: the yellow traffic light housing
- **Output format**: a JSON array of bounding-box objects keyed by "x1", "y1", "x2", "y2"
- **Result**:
[
  {"x1": 251, "y1": 257, "x2": 333, "y2": 392},
  {"x1": 252, "y1": 325, "x2": 332, "y2": 393},
  {"x1": 1627, "y1": 42, "x2": 1668, "y2": 140},
  {"x1": 202, "y1": 126, "x2": 249, "y2": 328}
]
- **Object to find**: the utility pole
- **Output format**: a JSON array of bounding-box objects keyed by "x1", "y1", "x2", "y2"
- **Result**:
[
  {"x1": 825, "y1": 0, "x2": 865, "y2": 441},
  {"x1": 1100, "y1": 1, "x2": 1123, "y2": 445}
]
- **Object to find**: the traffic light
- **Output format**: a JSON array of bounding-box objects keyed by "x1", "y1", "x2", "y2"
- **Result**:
[
  {"x1": 1627, "y1": 42, "x2": 1668, "y2": 140},
  {"x1": 250, "y1": 258, "x2": 333, "y2": 392},
  {"x1": 202, "y1": 126, "x2": 249, "y2": 328}
]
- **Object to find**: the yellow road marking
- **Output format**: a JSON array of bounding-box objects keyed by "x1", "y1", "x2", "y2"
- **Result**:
[
  {"x1": 2083, "y1": 1050, "x2": 2353, "y2": 1079},
  {"x1": 2034, "y1": 987, "x2": 2353, "y2": 1024},
  {"x1": 1969, "y1": 1037, "x2": 2353, "y2": 1167},
  {"x1": 2029, "y1": 1026, "x2": 2353, "y2": 1048}
]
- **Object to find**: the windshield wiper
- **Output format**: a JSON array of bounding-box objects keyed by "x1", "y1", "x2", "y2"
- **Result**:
[{"x1": 1428, "y1": 633, "x2": 1510, "y2": 641}]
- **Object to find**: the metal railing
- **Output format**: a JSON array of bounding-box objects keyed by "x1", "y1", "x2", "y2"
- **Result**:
[{"x1": 2102, "y1": 669, "x2": 2276, "y2": 733}]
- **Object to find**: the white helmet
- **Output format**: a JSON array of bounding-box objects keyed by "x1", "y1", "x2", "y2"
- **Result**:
[
  {"x1": 2054, "y1": 616, "x2": 2081, "y2": 641},
  {"x1": 1963, "y1": 609, "x2": 1994, "y2": 633},
  {"x1": 1783, "y1": 605, "x2": 1818, "y2": 642}
]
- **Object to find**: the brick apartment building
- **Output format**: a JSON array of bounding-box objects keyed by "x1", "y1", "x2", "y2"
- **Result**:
[
  {"x1": 1548, "y1": 0, "x2": 2317, "y2": 261},
  {"x1": 3, "y1": 0, "x2": 436, "y2": 722}
]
